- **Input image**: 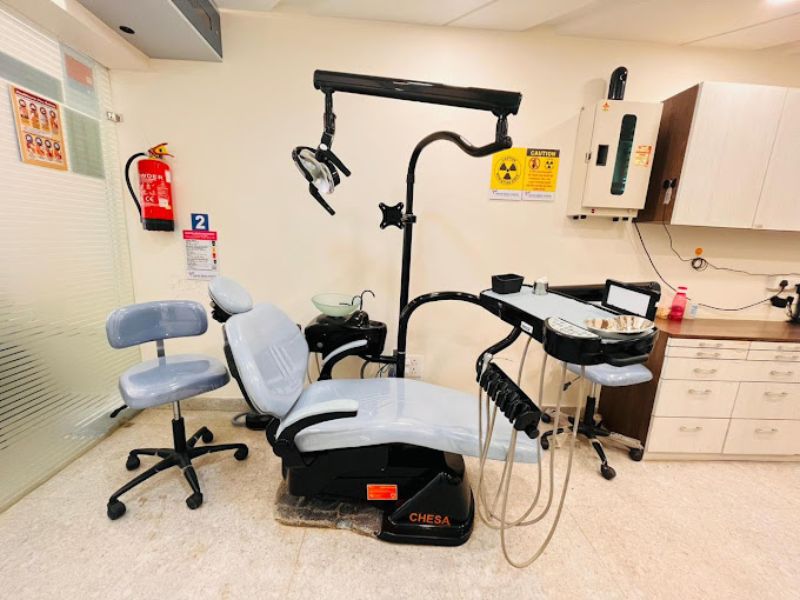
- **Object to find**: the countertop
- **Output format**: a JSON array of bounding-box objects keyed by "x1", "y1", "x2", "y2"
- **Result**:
[{"x1": 656, "y1": 318, "x2": 800, "y2": 342}]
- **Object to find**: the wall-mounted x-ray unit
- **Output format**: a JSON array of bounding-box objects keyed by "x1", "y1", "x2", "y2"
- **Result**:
[{"x1": 567, "y1": 98, "x2": 662, "y2": 220}]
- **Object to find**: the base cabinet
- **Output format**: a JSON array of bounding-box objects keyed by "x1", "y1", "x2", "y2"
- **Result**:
[{"x1": 643, "y1": 337, "x2": 800, "y2": 459}]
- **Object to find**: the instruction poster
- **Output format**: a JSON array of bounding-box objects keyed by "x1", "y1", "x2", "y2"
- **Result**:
[
  {"x1": 489, "y1": 147, "x2": 560, "y2": 201},
  {"x1": 183, "y1": 230, "x2": 219, "y2": 280},
  {"x1": 9, "y1": 85, "x2": 68, "y2": 171}
]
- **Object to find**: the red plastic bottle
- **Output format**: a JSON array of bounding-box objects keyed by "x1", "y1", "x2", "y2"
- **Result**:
[{"x1": 669, "y1": 286, "x2": 688, "y2": 321}]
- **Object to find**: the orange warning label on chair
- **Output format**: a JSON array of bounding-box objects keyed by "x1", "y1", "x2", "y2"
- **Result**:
[{"x1": 366, "y1": 484, "x2": 398, "y2": 501}]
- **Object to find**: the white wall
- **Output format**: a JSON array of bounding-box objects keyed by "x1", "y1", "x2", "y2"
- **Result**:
[{"x1": 109, "y1": 11, "x2": 800, "y2": 399}]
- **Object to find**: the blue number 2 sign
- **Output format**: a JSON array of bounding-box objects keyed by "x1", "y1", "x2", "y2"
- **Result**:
[{"x1": 191, "y1": 213, "x2": 209, "y2": 231}]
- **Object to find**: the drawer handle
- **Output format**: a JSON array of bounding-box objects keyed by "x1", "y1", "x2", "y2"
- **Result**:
[
  {"x1": 688, "y1": 388, "x2": 713, "y2": 396},
  {"x1": 698, "y1": 342, "x2": 723, "y2": 348},
  {"x1": 693, "y1": 368, "x2": 718, "y2": 375},
  {"x1": 769, "y1": 370, "x2": 795, "y2": 377},
  {"x1": 755, "y1": 427, "x2": 779, "y2": 434},
  {"x1": 695, "y1": 351, "x2": 721, "y2": 358},
  {"x1": 776, "y1": 346, "x2": 800, "y2": 352},
  {"x1": 774, "y1": 354, "x2": 798, "y2": 361},
  {"x1": 679, "y1": 426, "x2": 703, "y2": 433},
  {"x1": 764, "y1": 391, "x2": 789, "y2": 400}
]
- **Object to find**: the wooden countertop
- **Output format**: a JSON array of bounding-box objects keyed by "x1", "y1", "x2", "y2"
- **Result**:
[{"x1": 656, "y1": 318, "x2": 800, "y2": 342}]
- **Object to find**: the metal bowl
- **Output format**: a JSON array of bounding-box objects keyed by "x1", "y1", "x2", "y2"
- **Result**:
[
  {"x1": 585, "y1": 315, "x2": 655, "y2": 339},
  {"x1": 311, "y1": 293, "x2": 361, "y2": 317}
]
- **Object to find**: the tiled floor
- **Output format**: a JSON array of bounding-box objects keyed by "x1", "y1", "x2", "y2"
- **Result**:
[{"x1": 1, "y1": 408, "x2": 799, "y2": 599}]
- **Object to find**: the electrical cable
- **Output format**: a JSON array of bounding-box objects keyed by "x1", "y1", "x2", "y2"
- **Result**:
[
  {"x1": 633, "y1": 222, "x2": 778, "y2": 312},
  {"x1": 662, "y1": 223, "x2": 800, "y2": 277}
]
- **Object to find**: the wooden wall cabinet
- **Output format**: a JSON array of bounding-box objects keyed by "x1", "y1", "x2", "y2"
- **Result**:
[{"x1": 639, "y1": 82, "x2": 798, "y2": 231}]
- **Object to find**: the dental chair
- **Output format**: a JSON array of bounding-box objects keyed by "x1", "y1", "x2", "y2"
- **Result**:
[
  {"x1": 220, "y1": 299, "x2": 539, "y2": 546},
  {"x1": 105, "y1": 301, "x2": 249, "y2": 520}
]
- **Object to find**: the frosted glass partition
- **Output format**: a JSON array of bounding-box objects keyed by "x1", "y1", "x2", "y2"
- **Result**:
[{"x1": 0, "y1": 6, "x2": 137, "y2": 511}]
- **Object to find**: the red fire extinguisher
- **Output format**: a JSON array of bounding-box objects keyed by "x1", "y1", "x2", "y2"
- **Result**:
[{"x1": 125, "y1": 143, "x2": 175, "y2": 231}]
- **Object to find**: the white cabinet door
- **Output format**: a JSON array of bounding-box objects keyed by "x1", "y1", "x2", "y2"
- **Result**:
[
  {"x1": 753, "y1": 88, "x2": 800, "y2": 232},
  {"x1": 671, "y1": 82, "x2": 786, "y2": 228}
]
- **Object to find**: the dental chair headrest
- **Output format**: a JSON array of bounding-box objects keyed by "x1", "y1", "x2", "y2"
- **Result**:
[{"x1": 208, "y1": 277, "x2": 253, "y2": 318}]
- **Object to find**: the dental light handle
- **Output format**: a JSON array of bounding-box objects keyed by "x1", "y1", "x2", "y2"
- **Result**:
[{"x1": 309, "y1": 184, "x2": 336, "y2": 216}]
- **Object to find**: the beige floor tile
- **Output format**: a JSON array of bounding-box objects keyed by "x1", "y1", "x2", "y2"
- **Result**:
[{"x1": 1, "y1": 409, "x2": 799, "y2": 600}]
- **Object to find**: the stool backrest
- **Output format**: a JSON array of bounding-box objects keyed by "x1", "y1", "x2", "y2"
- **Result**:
[
  {"x1": 106, "y1": 301, "x2": 208, "y2": 349},
  {"x1": 225, "y1": 303, "x2": 308, "y2": 419}
]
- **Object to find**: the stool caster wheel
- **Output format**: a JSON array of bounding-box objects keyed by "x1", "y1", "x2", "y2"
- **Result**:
[
  {"x1": 186, "y1": 493, "x2": 203, "y2": 510},
  {"x1": 125, "y1": 455, "x2": 140, "y2": 471},
  {"x1": 107, "y1": 500, "x2": 126, "y2": 520},
  {"x1": 629, "y1": 447, "x2": 644, "y2": 462},
  {"x1": 541, "y1": 412, "x2": 552, "y2": 424},
  {"x1": 201, "y1": 429, "x2": 214, "y2": 443},
  {"x1": 234, "y1": 446, "x2": 249, "y2": 461},
  {"x1": 600, "y1": 464, "x2": 616, "y2": 480},
  {"x1": 540, "y1": 437, "x2": 550, "y2": 451}
]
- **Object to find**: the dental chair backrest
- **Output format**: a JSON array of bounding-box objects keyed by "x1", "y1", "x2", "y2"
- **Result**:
[{"x1": 225, "y1": 303, "x2": 309, "y2": 419}]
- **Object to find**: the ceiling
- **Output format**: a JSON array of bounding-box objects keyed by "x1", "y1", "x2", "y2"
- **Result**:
[{"x1": 212, "y1": 0, "x2": 800, "y2": 52}]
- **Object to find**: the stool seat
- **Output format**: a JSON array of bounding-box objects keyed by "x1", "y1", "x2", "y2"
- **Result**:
[
  {"x1": 566, "y1": 362, "x2": 652, "y2": 387},
  {"x1": 119, "y1": 354, "x2": 229, "y2": 409}
]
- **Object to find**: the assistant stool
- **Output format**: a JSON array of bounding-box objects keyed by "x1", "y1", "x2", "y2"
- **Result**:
[
  {"x1": 105, "y1": 301, "x2": 249, "y2": 520},
  {"x1": 540, "y1": 362, "x2": 652, "y2": 480}
]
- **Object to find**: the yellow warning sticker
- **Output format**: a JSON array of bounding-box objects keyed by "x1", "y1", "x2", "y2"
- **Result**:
[
  {"x1": 634, "y1": 144, "x2": 652, "y2": 167},
  {"x1": 490, "y1": 147, "x2": 560, "y2": 201}
]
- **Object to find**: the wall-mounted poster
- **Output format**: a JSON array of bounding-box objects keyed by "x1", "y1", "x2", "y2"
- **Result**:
[{"x1": 9, "y1": 85, "x2": 68, "y2": 171}]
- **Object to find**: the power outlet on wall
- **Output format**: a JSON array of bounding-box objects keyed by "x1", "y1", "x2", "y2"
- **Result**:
[{"x1": 405, "y1": 354, "x2": 424, "y2": 379}]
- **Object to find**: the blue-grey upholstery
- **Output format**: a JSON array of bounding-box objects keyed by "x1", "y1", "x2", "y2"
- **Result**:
[
  {"x1": 106, "y1": 301, "x2": 208, "y2": 349},
  {"x1": 567, "y1": 362, "x2": 652, "y2": 387},
  {"x1": 208, "y1": 277, "x2": 253, "y2": 315},
  {"x1": 106, "y1": 300, "x2": 229, "y2": 409},
  {"x1": 119, "y1": 355, "x2": 229, "y2": 409},
  {"x1": 225, "y1": 303, "x2": 539, "y2": 464}
]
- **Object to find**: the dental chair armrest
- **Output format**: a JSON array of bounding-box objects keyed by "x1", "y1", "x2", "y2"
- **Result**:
[{"x1": 273, "y1": 399, "x2": 358, "y2": 466}]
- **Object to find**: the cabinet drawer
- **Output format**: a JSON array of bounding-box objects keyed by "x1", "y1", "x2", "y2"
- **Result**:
[
  {"x1": 723, "y1": 419, "x2": 800, "y2": 455},
  {"x1": 746, "y1": 350, "x2": 800, "y2": 362},
  {"x1": 668, "y1": 338, "x2": 750, "y2": 350},
  {"x1": 750, "y1": 342, "x2": 800, "y2": 352},
  {"x1": 744, "y1": 362, "x2": 800, "y2": 383},
  {"x1": 653, "y1": 380, "x2": 737, "y2": 418},
  {"x1": 732, "y1": 383, "x2": 800, "y2": 419},
  {"x1": 661, "y1": 358, "x2": 745, "y2": 381},
  {"x1": 666, "y1": 347, "x2": 748, "y2": 360},
  {"x1": 647, "y1": 417, "x2": 728, "y2": 454}
]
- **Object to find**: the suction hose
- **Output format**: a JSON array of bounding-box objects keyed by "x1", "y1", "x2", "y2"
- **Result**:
[{"x1": 475, "y1": 342, "x2": 585, "y2": 567}]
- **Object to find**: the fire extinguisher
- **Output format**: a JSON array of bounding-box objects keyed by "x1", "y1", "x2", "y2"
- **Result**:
[{"x1": 125, "y1": 143, "x2": 175, "y2": 231}]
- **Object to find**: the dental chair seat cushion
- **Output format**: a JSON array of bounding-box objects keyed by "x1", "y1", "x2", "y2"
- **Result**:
[
  {"x1": 278, "y1": 378, "x2": 538, "y2": 464},
  {"x1": 566, "y1": 362, "x2": 652, "y2": 387},
  {"x1": 209, "y1": 276, "x2": 254, "y2": 315},
  {"x1": 119, "y1": 354, "x2": 230, "y2": 409}
]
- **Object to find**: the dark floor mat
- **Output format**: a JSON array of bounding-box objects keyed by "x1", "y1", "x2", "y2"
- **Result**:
[{"x1": 274, "y1": 482, "x2": 382, "y2": 538}]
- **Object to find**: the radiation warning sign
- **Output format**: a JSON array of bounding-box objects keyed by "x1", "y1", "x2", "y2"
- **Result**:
[{"x1": 489, "y1": 147, "x2": 560, "y2": 201}]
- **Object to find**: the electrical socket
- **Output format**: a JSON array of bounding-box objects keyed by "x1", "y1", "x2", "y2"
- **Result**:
[{"x1": 405, "y1": 354, "x2": 424, "y2": 379}]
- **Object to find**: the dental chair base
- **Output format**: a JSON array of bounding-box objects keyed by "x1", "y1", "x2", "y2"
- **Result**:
[{"x1": 281, "y1": 442, "x2": 474, "y2": 546}]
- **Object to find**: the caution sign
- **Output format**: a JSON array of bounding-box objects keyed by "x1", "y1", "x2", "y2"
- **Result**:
[
  {"x1": 489, "y1": 147, "x2": 560, "y2": 201},
  {"x1": 523, "y1": 148, "x2": 559, "y2": 201},
  {"x1": 489, "y1": 148, "x2": 526, "y2": 200}
]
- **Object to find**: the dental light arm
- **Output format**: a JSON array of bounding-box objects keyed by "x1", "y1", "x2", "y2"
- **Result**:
[{"x1": 293, "y1": 70, "x2": 521, "y2": 216}]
